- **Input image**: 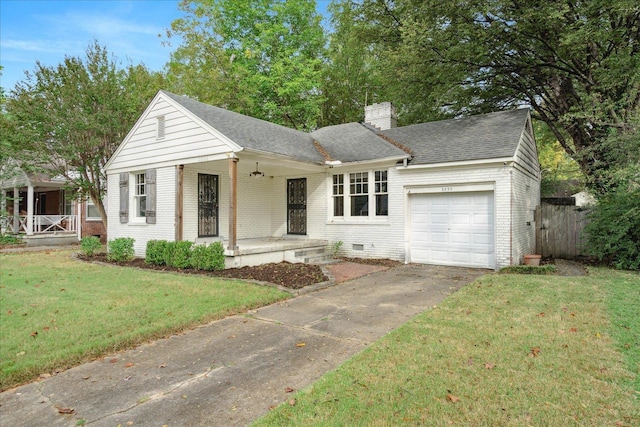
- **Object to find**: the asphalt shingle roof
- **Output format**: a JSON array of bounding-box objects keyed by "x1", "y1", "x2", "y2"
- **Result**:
[
  {"x1": 310, "y1": 123, "x2": 409, "y2": 162},
  {"x1": 161, "y1": 91, "x2": 325, "y2": 164},
  {"x1": 380, "y1": 109, "x2": 529, "y2": 165}
]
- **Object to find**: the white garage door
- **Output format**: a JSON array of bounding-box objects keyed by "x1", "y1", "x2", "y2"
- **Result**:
[{"x1": 410, "y1": 191, "x2": 495, "y2": 268}]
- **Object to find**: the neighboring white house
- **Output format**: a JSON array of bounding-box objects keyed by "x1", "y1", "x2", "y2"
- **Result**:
[{"x1": 105, "y1": 90, "x2": 540, "y2": 269}]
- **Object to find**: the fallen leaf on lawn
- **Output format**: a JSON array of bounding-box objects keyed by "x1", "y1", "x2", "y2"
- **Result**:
[
  {"x1": 530, "y1": 347, "x2": 541, "y2": 357},
  {"x1": 467, "y1": 358, "x2": 473, "y2": 366},
  {"x1": 30, "y1": 331, "x2": 38, "y2": 337},
  {"x1": 562, "y1": 307, "x2": 568, "y2": 312},
  {"x1": 538, "y1": 312, "x2": 545, "y2": 317},
  {"x1": 159, "y1": 363, "x2": 167, "y2": 368},
  {"x1": 228, "y1": 335, "x2": 236, "y2": 339},
  {"x1": 127, "y1": 422, "x2": 134, "y2": 426},
  {"x1": 570, "y1": 313, "x2": 575, "y2": 317},
  {"x1": 596, "y1": 332, "x2": 601, "y2": 338},
  {"x1": 569, "y1": 327, "x2": 577, "y2": 333},
  {"x1": 124, "y1": 376, "x2": 132, "y2": 381},
  {"x1": 7, "y1": 310, "x2": 12, "y2": 315},
  {"x1": 125, "y1": 363, "x2": 134, "y2": 368},
  {"x1": 110, "y1": 358, "x2": 119, "y2": 363},
  {"x1": 82, "y1": 376, "x2": 90, "y2": 380},
  {"x1": 39, "y1": 373, "x2": 51, "y2": 380},
  {"x1": 484, "y1": 363, "x2": 496, "y2": 370},
  {"x1": 285, "y1": 387, "x2": 295, "y2": 393},
  {"x1": 60, "y1": 288, "x2": 65, "y2": 292},
  {"x1": 288, "y1": 398, "x2": 297, "y2": 406},
  {"x1": 269, "y1": 405, "x2": 277, "y2": 410},
  {"x1": 57, "y1": 407, "x2": 74, "y2": 414},
  {"x1": 43, "y1": 326, "x2": 50, "y2": 331},
  {"x1": 296, "y1": 342, "x2": 306, "y2": 347},
  {"x1": 446, "y1": 394, "x2": 460, "y2": 403}
]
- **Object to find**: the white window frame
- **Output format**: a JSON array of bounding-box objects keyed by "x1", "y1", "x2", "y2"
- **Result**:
[
  {"x1": 132, "y1": 172, "x2": 147, "y2": 220},
  {"x1": 86, "y1": 199, "x2": 101, "y2": 221},
  {"x1": 330, "y1": 169, "x2": 389, "y2": 221}
]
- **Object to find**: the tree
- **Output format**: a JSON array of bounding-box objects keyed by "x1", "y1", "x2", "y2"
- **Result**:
[
  {"x1": 165, "y1": 0, "x2": 327, "y2": 130},
  {"x1": 346, "y1": 0, "x2": 640, "y2": 192},
  {"x1": 319, "y1": 1, "x2": 382, "y2": 126},
  {"x1": 4, "y1": 41, "x2": 165, "y2": 228}
]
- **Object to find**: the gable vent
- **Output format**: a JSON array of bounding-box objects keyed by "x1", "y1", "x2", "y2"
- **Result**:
[{"x1": 156, "y1": 116, "x2": 165, "y2": 140}]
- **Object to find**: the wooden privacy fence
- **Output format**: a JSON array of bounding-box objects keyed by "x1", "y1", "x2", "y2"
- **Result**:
[{"x1": 535, "y1": 203, "x2": 590, "y2": 259}]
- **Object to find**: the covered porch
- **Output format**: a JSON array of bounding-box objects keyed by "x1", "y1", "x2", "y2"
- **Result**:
[
  {"x1": 1, "y1": 167, "x2": 80, "y2": 245},
  {"x1": 173, "y1": 151, "x2": 329, "y2": 267}
]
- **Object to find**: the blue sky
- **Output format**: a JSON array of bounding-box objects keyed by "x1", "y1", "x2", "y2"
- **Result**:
[{"x1": 1, "y1": 0, "x2": 331, "y2": 93}]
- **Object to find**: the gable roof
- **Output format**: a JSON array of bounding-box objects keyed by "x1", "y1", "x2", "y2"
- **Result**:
[
  {"x1": 380, "y1": 109, "x2": 530, "y2": 165},
  {"x1": 161, "y1": 91, "x2": 325, "y2": 164},
  {"x1": 310, "y1": 123, "x2": 410, "y2": 163}
]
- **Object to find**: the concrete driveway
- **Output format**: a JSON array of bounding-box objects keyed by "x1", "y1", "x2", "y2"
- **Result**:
[{"x1": 0, "y1": 263, "x2": 486, "y2": 427}]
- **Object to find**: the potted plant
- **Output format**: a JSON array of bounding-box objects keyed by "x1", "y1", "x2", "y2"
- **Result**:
[{"x1": 523, "y1": 254, "x2": 542, "y2": 266}]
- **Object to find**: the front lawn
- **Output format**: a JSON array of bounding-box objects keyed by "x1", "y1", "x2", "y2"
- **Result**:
[
  {"x1": 255, "y1": 268, "x2": 639, "y2": 426},
  {"x1": 0, "y1": 250, "x2": 290, "y2": 390}
]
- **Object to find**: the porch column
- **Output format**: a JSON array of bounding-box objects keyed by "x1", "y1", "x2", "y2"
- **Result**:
[
  {"x1": 12, "y1": 187, "x2": 19, "y2": 233},
  {"x1": 0, "y1": 190, "x2": 6, "y2": 234},
  {"x1": 175, "y1": 165, "x2": 184, "y2": 241},
  {"x1": 228, "y1": 154, "x2": 238, "y2": 252},
  {"x1": 26, "y1": 185, "x2": 34, "y2": 235}
]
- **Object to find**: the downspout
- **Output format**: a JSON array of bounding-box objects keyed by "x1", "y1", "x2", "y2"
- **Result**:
[
  {"x1": 77, "y1": 198, "x2": 81, "y2": 241},
  {"x1": 509, "y1": 166, "x2": 513, "y2": 266}
]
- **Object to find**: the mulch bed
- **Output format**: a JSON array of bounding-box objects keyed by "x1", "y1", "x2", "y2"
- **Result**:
[{"x1": 77, "y1": 254, "x2": 399, "y2": 290}]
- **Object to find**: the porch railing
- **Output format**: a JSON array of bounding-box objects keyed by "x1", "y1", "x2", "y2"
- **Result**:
[{"x1": 1, "y1": 215, "x2": 77, "y2": 234}]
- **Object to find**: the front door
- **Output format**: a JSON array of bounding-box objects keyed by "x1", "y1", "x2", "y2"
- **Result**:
[
  {"x1": 287, "y1": 178, "x2": 306, "y2": 235},
  {"x1": 198, "y1": 174, "x2": 218, "y2": 237}
]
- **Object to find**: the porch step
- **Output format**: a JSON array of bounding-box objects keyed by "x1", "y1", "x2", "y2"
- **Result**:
[{"x1": 294, "y1": 246, "x2": 335, "y2": 264}]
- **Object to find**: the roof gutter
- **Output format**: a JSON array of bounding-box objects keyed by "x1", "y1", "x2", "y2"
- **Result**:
[{"x1": 398, "y1": 157, "x2": 515, "y2": 170}]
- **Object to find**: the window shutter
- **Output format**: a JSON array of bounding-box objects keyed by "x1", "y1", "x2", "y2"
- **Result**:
[
  {"x1": 119, "y1": 173, "x2": 129, "y2": 223},
  {"x1": 145, "y1": 169, "x2": 156, "y2": 224}
]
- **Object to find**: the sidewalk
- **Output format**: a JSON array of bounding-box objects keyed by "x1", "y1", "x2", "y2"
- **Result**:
[{"x1": 0, "y1": 264, "x2": 485, "y2": 427}]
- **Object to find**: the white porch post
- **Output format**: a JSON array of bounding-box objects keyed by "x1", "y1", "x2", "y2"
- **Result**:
[
  {"x1": 0, "y1": 189, "x2": 6, "y2": 234},
  {"x1": 26, "y1": 185, "x2": 34, "y2": 235},
  {"x1": 13, "y1": 187, "x2": 20, "y2": 233},
  {"x1": 228, "y1": 154, "x2": 238, "y2": 252}
]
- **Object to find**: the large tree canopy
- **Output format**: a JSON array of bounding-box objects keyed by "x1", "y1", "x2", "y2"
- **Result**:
[
  {"x1": 165, "y1": 0, "x2": 326, "y2": 130},
  {"x1": 3, "y1": 42, "x2": 165, "y2": 227},
  {"x1": 338, "y1": 0, "x2": 639, "y2": 193}
]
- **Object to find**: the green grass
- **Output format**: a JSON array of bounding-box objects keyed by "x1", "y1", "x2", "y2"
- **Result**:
[
  {"x1": 255, "y1": 268, "x2": 639, "y2": 426},
  {"x1": 0, "y1": 250, "x2": 290, "y2": 390}
]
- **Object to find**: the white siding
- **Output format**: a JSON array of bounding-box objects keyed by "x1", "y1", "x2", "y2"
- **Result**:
[
  {"x1": 107, "y1": 166, "x2": 176, "y2": 257},
  {"x1": 324, "y1": 163, "x2": 518, "y2": 269},
  {"x1": 107, "y1": 97, "x2": 235, "y2": 173},
  {"x1": 511, "y1": 167, "x2": 540, "y2": 264},
  {"x1": 181, "y1": 164, "x2": 326, "y2": 243}
]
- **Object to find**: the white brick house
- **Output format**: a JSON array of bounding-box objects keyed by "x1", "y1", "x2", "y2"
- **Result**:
[{"x1": 105, "y1": 91, "x2": 540, "y2": 269}]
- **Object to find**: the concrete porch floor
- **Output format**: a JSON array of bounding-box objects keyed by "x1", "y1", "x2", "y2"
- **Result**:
[
  {"x1": 221, "y1": 237, "x2": 328, "y2": 268},
  {"x1": 224, "y1": 237, "x2": 328, "y2": 256}
]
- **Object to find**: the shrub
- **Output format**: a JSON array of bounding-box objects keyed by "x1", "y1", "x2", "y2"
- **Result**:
[
  {"x1": 146, "y1": 240, "x2": 168, "y2": 265},
  {"x1": 107, "y1": 237, "x2": 135, "y2": 262},
  {"x1": 584, "y1": 190, "x2": 640, "y2": 270},
  {"x1": 80, "y1": 236, "x2": 101, "y2": 256},
  {"x1": 191, "y1": 242, "x2": 226, "y2": 271},
  {"x1": 163, "y1": 241, "x2": 194, "y2": 269},
  {"x1": 0, "y1": 234, "x2": 23, "y2": 246}
]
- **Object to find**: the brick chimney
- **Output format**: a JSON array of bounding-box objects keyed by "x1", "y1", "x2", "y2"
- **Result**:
[{"x1": 364, "y1": 102, "x2": 397, "y2": 130}]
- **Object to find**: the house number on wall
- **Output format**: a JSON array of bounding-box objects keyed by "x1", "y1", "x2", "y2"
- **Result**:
[{"x1": 441, "y1": 187, "x2": 454, "y2": 192}]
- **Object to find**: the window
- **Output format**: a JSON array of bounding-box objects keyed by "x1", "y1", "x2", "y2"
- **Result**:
[
  {"x1": 156, "y1": 116, "x2": 165, "y2": 139},
  {"x1": 374, "y1": 170, "x2": 388, "y2": 216},
  {"x1": 63, "y1": 190, "x2": 74, "y2": 215},
  {"x1": 350, "y1": 172, "x2": 368, "y2": 216},
  {"x1": 134, "y1": 172, "x2": 146, "y2": 218},
  {"x1": 86, "y1": 199, "x2": 101, "y2": 220},
  {"x1": 332, "y1": 174, "x2": 344, "y2": 216}
]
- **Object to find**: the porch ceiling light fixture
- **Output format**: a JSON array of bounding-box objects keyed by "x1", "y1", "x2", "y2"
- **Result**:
[{"x1": 250, "y1": 162, "x2": 265, "y2": 178}]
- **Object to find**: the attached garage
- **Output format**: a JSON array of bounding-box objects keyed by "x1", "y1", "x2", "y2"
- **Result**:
[{"x1": 409, "y1": 191, "x2": 495, "y2": 269}]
